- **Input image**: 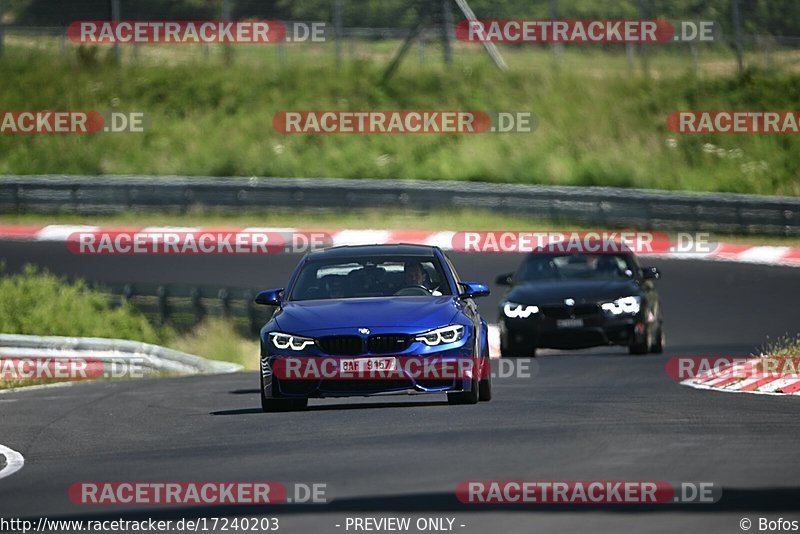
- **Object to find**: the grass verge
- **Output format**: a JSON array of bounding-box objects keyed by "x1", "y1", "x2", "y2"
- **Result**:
[
  {"x1": 0, "y1": 268, "x2": 257, "y2": 390},
  {"x1": 0, "y1": 45, "x2": 798, "y2": 195}
]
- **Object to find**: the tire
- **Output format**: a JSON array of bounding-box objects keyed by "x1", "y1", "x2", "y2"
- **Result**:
[
  {"x1": 628, "y1": 340, "x2": 649, "y2": 355},
  {"x1": 260, "y1": 374, "x2": 308, "y2": 412},
  {"x1": 448, "y1": 376, "x2": 479, "y2": 405},
  {"x1": 500, "y1": 332, "x2": 536, "y2": 358},
  {"x1": 261, "y1": 396, "x2": 308, "y2": 412},
  {"x1": 650, "y1": 325, "x2": 665, "y2": 354},
  {"x1": 478, "y1": 357, "x2": 492, "y2": 402},
  {"x1": 628, "y1": 326, "x2": 651, "y2": 355}
]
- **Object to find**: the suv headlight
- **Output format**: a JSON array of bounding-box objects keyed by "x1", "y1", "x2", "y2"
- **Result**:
[
  {"x1": 601, "y1": 296, "x2": 641, "y2": 315},
  {"x1": 503, "y1": 302, "x2": 540, "y2": 318},
  {"x1": 415, "y1": 325, "x2": 465, "y2": 346},
  {"x1": 269, "y1": 332, "x2": 315, "y2": 351}
]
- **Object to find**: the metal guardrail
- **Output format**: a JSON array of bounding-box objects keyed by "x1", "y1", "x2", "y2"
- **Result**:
[
  {"x1": 1, "y1": 175, "x2": 799, "y2": 235},
  {"x1": 0, "y1": 333, "x2": 242, "y2": 375},
  {"x1": 102, "y1": 283, "x2": 275, "y2": 335}
]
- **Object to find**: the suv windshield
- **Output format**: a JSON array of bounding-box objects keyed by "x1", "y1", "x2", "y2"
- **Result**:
[
  {"x1": 516, "y1": 253, "x2": 637, "y2": 282},
  {"x1": 290, "y1": 255, "x2": 452, "y2": 301}
]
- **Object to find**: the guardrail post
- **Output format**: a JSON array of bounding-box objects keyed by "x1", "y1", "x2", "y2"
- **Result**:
[
  {"x1": 244, "y1": 290, "x2": 258, "y2": 335},
  {"x1": 190, "y1": 287, "x2": 204, "y2": 324},
  {"x1": 732, "y1": 0, "x2": 744, "y2": 74},
  {"x1": 333, "y1": 0, "x2": 344, "y2": 63},
  {"x1": 218, "y1": 289, "x2": 231, "y2": 318},
  {"x1": 109, "y1": 0, "x2": 121, "y2": 64},
  {"x1": 157, "y1": 285, "x2": 168, "y2": 325},
  {"x1": 0, "y1": 0, "x2": 5, "y2": 59}
]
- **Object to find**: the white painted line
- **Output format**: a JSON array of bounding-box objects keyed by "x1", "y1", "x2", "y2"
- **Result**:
[
  {"x1": 35, "y1": 225, "x2": 99, "y2": 241},
  {"x1": 331, "y1": 230, "x2": 392, "y2": 247},
  {"x1": 725, "y1": 376, "x2": 766, "y2": 391},
  {"x1": 736, "y1": 246, "x2": 791, "y2": 264},
  {"x1": 0, "y1": 444, "x2": 25, "y2": 480},
  {"x1": 140, "y1": 226, "x2": 202, "y2": 233},
  {"x1": 241, "y1": 227, "x2": 297, "y2": 234},
  {"x1": 757, "y1": 377, "x2": 800, "y2": 393},
  {"x1": 425, "y1": 231, "x2": 457, "y2": 250},
  {"x1": 0, "y1": 381, "x2": 76, "y2": 395},
  {"x1": 681, "y1": 378, "x2": 800, "y2": 397}
]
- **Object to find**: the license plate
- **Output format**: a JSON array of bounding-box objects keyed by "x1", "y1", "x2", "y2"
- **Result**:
[
  {"x1": 557, "y1": 318, "x2": 584, "y2": 328},
  {"x1": 340, "y1": 357, "x2": 397, "y2": 373}
]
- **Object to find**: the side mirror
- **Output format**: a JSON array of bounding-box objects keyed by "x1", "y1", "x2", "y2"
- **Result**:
[
  {"x1": 460, "y1": 282, "x2": 490, "y2": 299},
  {"x1": 641, "y1": 267, "x2": 660, "y2": 280},
  {"x1": 254, "y1": 288, "x2": 284, "y2": 306},
  {"x1": 495, "y1": 272, "x2": 513, "y2": 286}
]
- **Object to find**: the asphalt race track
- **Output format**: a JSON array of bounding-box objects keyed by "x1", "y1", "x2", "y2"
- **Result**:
[{"x1": 1, "y1": 242, "x2": 799, "y2": 533}]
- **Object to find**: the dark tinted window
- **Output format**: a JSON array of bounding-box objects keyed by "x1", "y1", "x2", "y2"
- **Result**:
[
  {"x1": 516, "y1": 253, "x2": 637, "y2": 282},
  {"x1": 290, "y1": 255, "x2": 452, "y2": 300}
]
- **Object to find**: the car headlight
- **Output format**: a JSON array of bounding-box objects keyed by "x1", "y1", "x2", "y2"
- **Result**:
[
  {"x1": 269, "y1": 332, "x2": 315, "y2": 351},
  {"x1": 414, "y1": 325, "x2": 466, "y2": 346},
  {"x1": 601, "y1": 296, "x2": 641, "y2": 315},
  {"x1": 503, "y1": 302, "x2": 540, "y2": 318}
]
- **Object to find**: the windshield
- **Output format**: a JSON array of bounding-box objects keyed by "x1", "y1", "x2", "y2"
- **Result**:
[
  {"x1": 516, "y1": 253, "x2": 637, "y2": 282},
  {"x1": 290, "y1": 255, "x2": 452, "y2": 300}
]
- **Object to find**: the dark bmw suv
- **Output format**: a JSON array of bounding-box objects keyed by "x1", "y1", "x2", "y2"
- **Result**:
[{"x1": 496, "y1": 250, "x2": 664, "y2": 357}]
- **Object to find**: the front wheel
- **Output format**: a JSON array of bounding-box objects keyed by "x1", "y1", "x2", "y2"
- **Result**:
[
  {"x1": 261, "y1": 374, "x2": 308, "y2": 412},
  {"x1": 628, "y1": 339, "x2": 649, "y2": 355},
  {"x1": 478, "y1": 358, "x2": 492, "y2": 402},
  {"x1": 629, "y1": 324, "x2": 651, "y2": 355},
  {"x1": 650, "y1": 325, "x2": 665, "y2": 354},
  {"x1": 500, "y1": 331, "x2": 536, "y2": 358},
  {"x1": 448, "y1": 376, "x2": 479, "y2": 405},
  {"x1": 261, "y1": 396, "x2": 308, "y2": 412}
]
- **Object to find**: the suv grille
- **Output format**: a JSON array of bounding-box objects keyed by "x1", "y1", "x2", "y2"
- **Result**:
[
  {"x1": 316, "y1": 336, "x2": 363, "y2": 356},
  {"x1": 368, "y1": 334, "x2": 412, "y2": 354},
  {"x1": 540, "y1": 304, "x2": 599, "y2": 319}
]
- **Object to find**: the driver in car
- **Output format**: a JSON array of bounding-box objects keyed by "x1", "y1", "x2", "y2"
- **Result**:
[
  {"x1": 402, "y1": 261, "x2": 442, "y2": 296},
  {"x1": 404, "y1": 261, "x2": 428, "y2": 287}
]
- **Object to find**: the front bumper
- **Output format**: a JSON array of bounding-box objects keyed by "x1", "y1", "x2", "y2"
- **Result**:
[
  {"x1": 261, "y1": 351, "x2": 481, "y2": 399},
  {"x1": 500, "y1": 314, "x2": 645, "y2": 350}
]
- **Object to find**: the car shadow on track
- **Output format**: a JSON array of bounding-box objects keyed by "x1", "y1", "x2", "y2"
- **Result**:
[
  {"x1": 210, "y1": 399, "x2": 449, "y2": 416},
  {"x1": 209, "y1": 400, "x2": 448, "y2": 415},
  {"x1": 306, "y1": 400, "x2": 450, "y2": 411}
]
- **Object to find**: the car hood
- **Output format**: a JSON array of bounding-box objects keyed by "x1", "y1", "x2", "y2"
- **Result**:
[
  {"x1": 274, "y1": 296, "x2": 460, "y2": 335},
  {"x1": 505, "y1": 279, "x2": 641, "y2": 305}
]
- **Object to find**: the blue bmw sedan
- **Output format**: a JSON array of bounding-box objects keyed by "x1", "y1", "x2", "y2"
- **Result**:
[{"x1": 255, "y1": 244, "x2": 492, "y2": 411}]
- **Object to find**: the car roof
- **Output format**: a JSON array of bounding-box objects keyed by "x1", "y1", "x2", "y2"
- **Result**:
[{"x1": 306, "y1": 243, "x2": 439, "y2": 260}]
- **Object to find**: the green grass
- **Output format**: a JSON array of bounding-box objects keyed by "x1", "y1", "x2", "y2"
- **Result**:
[
  {"x1": 759, "y1": 334, "x2": 800, "y2": 359},
  {"x1": 0, "y1": 42, "x2": 798, "y2": 195},
  {"x1": 0, "y1": 268, "x2": 255, "y2": 390},
  {"x1": 170, "y1": 318, "x2": 259, "y2": 371},
  {"x1": 0, "y1": 265, "x2": 166, "y2": 342},
  {"x1": 0, "y1": 266, "x2": 167, "y2": 389}
]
